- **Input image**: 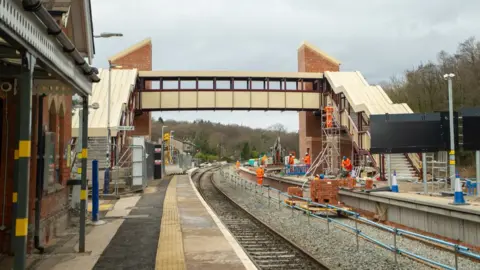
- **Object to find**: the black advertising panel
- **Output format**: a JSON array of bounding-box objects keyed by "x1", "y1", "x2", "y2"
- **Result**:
[
  {"x1": 370, "y1": 113, "x2": 447, "y2": 154},
  {"x1": 461, "y1": 107, "x2": 480, "y2": 151}
]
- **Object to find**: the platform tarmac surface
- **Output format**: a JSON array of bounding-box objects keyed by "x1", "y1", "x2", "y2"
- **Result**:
[
  {"x1": 92, "y1": 173, "x2": 252, "y2": 270},
  {"x1": 93, "y1": 178, "x2": 170, "y2": 270}
]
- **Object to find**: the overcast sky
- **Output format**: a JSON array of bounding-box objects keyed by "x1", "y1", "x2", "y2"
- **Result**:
[{"x1": 91, "y1": 0, "x2": 480, "y2": 132}]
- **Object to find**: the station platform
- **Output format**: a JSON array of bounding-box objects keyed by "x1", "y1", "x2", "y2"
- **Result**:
[
  {"x1": 21, "y1": 172, "x2": 255, "y2": 270},
  {"x1": 155, "y1": 173, "x2": 255, "y2": 270}
]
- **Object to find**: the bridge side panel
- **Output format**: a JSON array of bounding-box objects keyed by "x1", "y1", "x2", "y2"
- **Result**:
[
  {"x1": 233, "y1": 92, "x2": 250, "y2": 108},
  {"x1": 139, "y1": 91, "x2": 320, "y2": 110},
  {"x1": 216, "y1": 92, "x2": 233, "y2": 108},
  {"x1": 161, "y1": 92, "x2": 179, "y2": 109},
  {"x1": 198, "y1": 92, "x2": 215, "y2": 108},
  {"x1": 251, "y1": 92, "x2": 267, "y2": 109},
  {"x1": 140, "y1": 92, "x2": 161, "y2": 109},
  {"x1": 179, "y1": 92, "x2": 196, "y2": 108}
]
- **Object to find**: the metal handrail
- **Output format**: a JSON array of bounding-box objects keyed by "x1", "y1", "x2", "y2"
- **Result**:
[{"x1": 221, "y1": 168, "x2": 480, "y2": 269}]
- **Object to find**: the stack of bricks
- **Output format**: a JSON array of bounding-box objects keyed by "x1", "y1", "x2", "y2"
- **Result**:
[
  {"x1": 310, "y1": 179, "x2": 347, "y2": 205},
  {"x1": 365, "y1": 178, "x2": 374, "y2": 190},
  {"x1": 347, "y1": 177, "x2": 357, "y2": 189},
  {"x1": 287, "y1": 186, "x2": 303, "y2": 198}
]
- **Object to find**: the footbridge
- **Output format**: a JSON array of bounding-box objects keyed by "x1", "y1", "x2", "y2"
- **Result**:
[
  {"x1": 134, "y1": 71, "x2": 325, "y2": 111},
  {"x1": 72, "y1": 38, "x2": 421, "y2": 179},
  {"x1": 131, "y1": 69, "x2": 419, "y2": 178}
]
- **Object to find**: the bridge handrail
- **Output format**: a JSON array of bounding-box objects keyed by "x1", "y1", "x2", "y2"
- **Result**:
[{"x1": 221, "y1": 169, "x2": 480, "y2": 269}]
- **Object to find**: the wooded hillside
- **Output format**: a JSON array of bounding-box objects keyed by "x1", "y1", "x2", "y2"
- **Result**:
[
  {"x1": 151, "y1": 119, "x2": 299, "y2": 161},
  {"x1": 382, "y1": 36, "x2": 480, "y2": 165}
]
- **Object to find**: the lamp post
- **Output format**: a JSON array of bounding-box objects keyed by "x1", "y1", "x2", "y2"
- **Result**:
[
  {"x1": 94, "y1": 32, "x2": 123, "y2": 171},
  {"x1": 72, "y1": 100, "x2": 99, "y2": 253},
  {"x1": 443, "y1": 73, "x2": 456, "y2": 191},
  {"x1": 71, "y1": 101, "x2": 100, "y2": 208},
  {"x1": 162, "y1": 125, "x2": 168, "y2": 177}
]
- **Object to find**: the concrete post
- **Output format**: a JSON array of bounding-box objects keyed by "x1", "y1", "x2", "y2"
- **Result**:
[
  {"x1": 422, "y1": 153, "x2": 427, "y2": 194},
  {"x1": 14, "y1": 51, "x2": 35, "y2": 270},
  {"x1": 387, "y1": 154, "x2": 392, "y2": 187}
]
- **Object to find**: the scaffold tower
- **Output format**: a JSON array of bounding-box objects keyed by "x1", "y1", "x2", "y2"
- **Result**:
[{"x1": 321, "y1": 104, "x2": 342, "y2": 175}]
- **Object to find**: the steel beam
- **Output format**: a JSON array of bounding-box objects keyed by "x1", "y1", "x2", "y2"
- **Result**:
[
  {"x1": 14, "y1": 51, "x2": 35, "y2": 270},
  {"x1": 79, "y1": 95, "x2": 88, "y2": 252},
  {"x1": 0, "y1": 0, "x2": 92, "y2": 95}
]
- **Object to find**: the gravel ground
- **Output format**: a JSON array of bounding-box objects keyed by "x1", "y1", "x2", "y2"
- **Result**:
[{"x1": 214, "y1": 170, "x2": 480, "y2": 270}]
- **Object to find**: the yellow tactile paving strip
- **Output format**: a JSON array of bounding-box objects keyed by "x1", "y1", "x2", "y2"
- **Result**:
[{"x1": 155, "y1": 176, "x2": 186, "y2": 270}]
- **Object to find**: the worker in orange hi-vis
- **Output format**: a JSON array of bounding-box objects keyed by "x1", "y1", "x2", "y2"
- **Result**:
[
  {"x1": 256, "y1": 166, "x2": 264, "y2": 185},
  {"x1": 236, "y1": 160, "x2": 240, "y2": 169},
  {"x1": 341, "y1": 156, "x2": 353, "y2": 177},
  {"x1": 261, "y1": 154, "x2": 267, "y2": 165},
  {"x1": 324, "y1": 104, "x2": 334, "y2": 128},
  {"x1": 287, "y1": 153, "x2": 293, "y2": 174},
  {"x1": 304, "y1": 153, "x2": 311, "y2": 164},
  {"x1": 304, "y1": 152, "x2": 311, "y2": 171}
]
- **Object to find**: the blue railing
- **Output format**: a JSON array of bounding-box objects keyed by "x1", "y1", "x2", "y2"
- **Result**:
[{"x1": 220, "y1": 169, "x2": 480, "y2": 270}]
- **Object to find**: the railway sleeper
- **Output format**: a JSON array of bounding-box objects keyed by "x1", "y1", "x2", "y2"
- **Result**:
[
  {"x1": 249, "y1": 250, "x2": 290, "y2": 255},
  {"x1": 244, "y1": 246, "x2": 286, "y2": 251},
  {"x1": 253, "y1": 254, "x2": 296, "y2": 259}
]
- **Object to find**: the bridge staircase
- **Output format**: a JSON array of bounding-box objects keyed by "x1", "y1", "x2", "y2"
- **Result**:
[
  {"x1": 70, "y1": 136, "x2": 133, "y2": 191},
  {"x1": 323, "y1": 71, "x2": 421, "y2": 179}
]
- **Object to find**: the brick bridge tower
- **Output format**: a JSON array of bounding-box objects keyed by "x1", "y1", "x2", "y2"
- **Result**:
[
  {"x1": 298, "y1": 41, "x2": 341, "y2": 167},
  {"x1": 109, "y1": 38, "x2": 153, "y2": 138}
]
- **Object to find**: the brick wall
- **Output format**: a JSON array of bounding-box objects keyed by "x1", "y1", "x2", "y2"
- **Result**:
[
  {"x1": 298, "y1": 43, "x2": 340, "y2": 173},
  {"x1": 110, "y1": 39, "x2": 153, "y2": 139},
  {"x1": 0, "y1": 93, "x2": 71, "y2": 254}
]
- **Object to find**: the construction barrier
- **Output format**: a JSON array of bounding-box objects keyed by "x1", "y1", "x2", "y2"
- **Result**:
[
  {"x1": 220, "y1": 168, "x2": 480, "y2": 270},
  {"x1": 285, "y1": 164, "x2": 309, "y2": 176}
]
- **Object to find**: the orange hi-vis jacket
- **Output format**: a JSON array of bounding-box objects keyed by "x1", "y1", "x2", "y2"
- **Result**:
[
  {"x1": 342, "y1": 158, "x2": 352, "y2": 171},
  {"x1": 256, "y1": 167, "x2": 264, "y2": 178},
  {"x1": 325, "y1": 106, "x2": 334, "y2": 127},
  {"x1": 304, "y1": 155, "x2": 311, "y2": 165},
  {"x1": 288, "y1": 156, "x2": 294, "y2": 165}
]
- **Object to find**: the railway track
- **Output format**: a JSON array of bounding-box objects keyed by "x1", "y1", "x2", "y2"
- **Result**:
[{"x1": 192, "y1": 167, "x2": 328, "y2": 270}]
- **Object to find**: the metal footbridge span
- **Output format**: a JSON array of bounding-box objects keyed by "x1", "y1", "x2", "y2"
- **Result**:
[{"x1": 135, "y1": 71, "x2": 325, "y2": 111}]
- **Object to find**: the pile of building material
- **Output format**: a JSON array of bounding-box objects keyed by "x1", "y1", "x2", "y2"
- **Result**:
[{"x1": 310, "y1": 179, "x2": 346, "y2": 204}]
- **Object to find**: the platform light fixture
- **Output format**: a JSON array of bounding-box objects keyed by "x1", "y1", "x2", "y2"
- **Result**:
[{"x1": 94, "y1": 32, "x2": 123, "y2": 38}]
